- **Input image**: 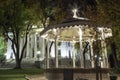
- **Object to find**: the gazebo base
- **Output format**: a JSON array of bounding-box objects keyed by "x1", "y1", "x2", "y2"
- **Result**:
[{"x1": 45, "y1": 68, "x2": 110, "y2": 80}]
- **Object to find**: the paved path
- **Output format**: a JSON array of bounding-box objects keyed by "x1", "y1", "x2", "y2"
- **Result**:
[{"x1": 25, "y1": 75, "x2": 48, "y2": 80}]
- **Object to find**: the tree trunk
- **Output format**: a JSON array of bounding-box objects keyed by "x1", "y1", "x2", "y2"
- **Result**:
[
  {"x1": 14, "y1": 57, "x2": 21, "y2": 69},
  {"x1": 111, "y1": 42, "x2": 118, "y2": 68}
]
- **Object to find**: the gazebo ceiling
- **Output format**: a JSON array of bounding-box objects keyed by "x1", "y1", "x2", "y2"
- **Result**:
[{"x1": 40, "y1": 18, "x2": 112, "y2": 42}]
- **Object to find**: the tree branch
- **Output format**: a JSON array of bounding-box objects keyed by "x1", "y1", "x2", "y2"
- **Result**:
[
  {"x1": 20, "y1": 24, "x2": 32, "y2": 61},
  {"x1": 20, "y1": 31, "x2": 27, "y2": 61}
]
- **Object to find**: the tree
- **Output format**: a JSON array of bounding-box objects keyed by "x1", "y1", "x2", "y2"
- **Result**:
[
  {"x1": 96, "y1": 0, "x2": 120, "y2": 66},
  {"x1": 87, "y1": 0, "x2": 120, "y2": 67},
  {"x1": 0, "y1": 0, "x2": 67, "y2": 69},
  {"x1": 0, "y1": 36, "x2": 7, "y2": 61},
  {"x1": 96, "y1": 0, "x2": 120, "y2": 25},
  {"x1": 0, "y1": 0, "x2": 36, "y2": 69}
]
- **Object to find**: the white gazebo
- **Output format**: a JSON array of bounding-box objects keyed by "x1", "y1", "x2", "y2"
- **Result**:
[
  {"x1": 40, "y1": 17, "x2": 112, "y2": 68},
  {"x1": 40, "y1": 8, "x2": 112, "y2": 80},
  {"x1": 40, "y1": 17, "x2": 112, "y2": 80}
]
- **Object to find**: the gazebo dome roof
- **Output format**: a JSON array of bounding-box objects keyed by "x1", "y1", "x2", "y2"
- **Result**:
[
  {"x1": 40, "y1": 18, "x2": 112, "y2": 42},
  {"x1": 40, "y1": 18, "x2": 95, "y2": 34}
]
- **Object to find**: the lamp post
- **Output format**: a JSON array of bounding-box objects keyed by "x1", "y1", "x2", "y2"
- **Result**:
[
  {"x1": 35, "y1": 51, "x2": 41, "y2": 68},
  {"x1": 99, "y1": 56, "x2": 103, "y2": 80},
  {"x1": 94, "y1": 54, "x2": 103, "y2": 80},
  {"x1": 94, "y1": 54, "x2": 99, "y2": 80},
  {"x1": 37, "y1": 51, "x2": 41, "y2": 61}
]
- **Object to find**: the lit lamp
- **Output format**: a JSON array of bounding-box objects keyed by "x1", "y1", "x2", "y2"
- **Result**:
[
  {"x1": 37, "y1": 51, "x2": 41, "y2": 61},
  {"x1": 94, "y1": 54, "x2": 103, "y2": 67},
  {"x1": 98, "y1": 56, "x2": 103, "y2": 67}
]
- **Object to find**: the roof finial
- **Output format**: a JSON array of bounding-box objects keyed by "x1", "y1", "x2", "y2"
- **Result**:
[
  {"x1": 72, "y1": 8, "x2": 88, "y2": 20},
  {"x1": 72, "y1": 8, "x2": 78, "y2": 18}
]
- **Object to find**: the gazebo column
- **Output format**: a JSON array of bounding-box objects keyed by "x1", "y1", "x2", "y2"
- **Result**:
[
  {"x1": 19, "y1": 37, "x2": 23, "y2": 57},
  {"x1": 78, "y1": 27, "x2": 84, "y2": 68},
  {"x1": 101, "y1": 29, "x2": 108, "y2": 68},
  {"x1": 72, "y1": 42, "x2": 75, "y2": 68},
  {"x1": 55, "y1": 36, "x2": 58, "y2": 68},
  {"x1": 41, "y1": 38, "x2": 45, "y2": 63},
  {"x1": 34, "y1": 33, "x2": 37, "y2": 58},
  {"x1": 89, "y1": 40, "x2": 94, "y2": 68},
  {"x1": 26, "y1": 33, "x2": 30, "y2": 58},
  {"x1": 46, "y1": 39, "x2": 50, "y2": 68}
]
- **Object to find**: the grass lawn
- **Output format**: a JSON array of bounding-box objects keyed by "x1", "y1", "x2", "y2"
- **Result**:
[
  {"x1": 0, "y1": 76, "x2": 26, "y2": 80},
  {"x1": 0, "y1": 68, "x2": 45, "y2": 80},
  {"x1": 0, "y1": 78, "x2": 26, "y2": 80}
]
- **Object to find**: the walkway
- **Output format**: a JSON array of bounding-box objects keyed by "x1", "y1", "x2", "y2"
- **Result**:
[{"x1": 25, "y1": 75, "x2": 47, "y2": 80}]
